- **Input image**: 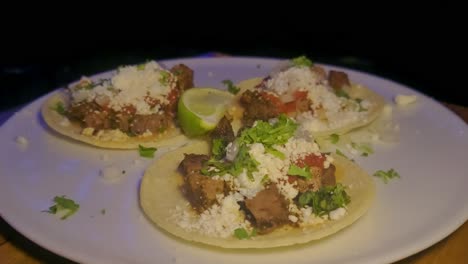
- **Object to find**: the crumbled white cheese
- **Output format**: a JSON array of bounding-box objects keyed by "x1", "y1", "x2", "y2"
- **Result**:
[
  {"x1": 288, "y1": 215, "x2": 298, "y2": 223},
  {"x1": 299, "y1": 207, "x2": 326, "y2": 226},
  {"x1": 70, "y1": 61, "x2": 175, "y2": 115},
  {"x1": 59, "y1": 117, "x2": 70, "y2": 127},
  {"x1": 395, "y1": 94, "x2": 418, "y2": 105},
  {"x1": 173, "y1": 194, "x2": 250, "y2": 238},
  {"x1": 15, "y1": 136, "x2": 28, "y2": 147},
  {"x1": 329, "y1": 207, "x2": 347, "y2": 220}
]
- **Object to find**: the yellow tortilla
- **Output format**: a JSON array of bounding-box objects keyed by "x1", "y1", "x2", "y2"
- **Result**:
[
  {"x1": 41, "y1": 90, "x2": 189, "y2": 149},
  {"x1": 140, "y1": 140, "x2": 375, "y2": 248},
  {"x1": 233, "y1": 77, "x2": 386, "y2": 137}
]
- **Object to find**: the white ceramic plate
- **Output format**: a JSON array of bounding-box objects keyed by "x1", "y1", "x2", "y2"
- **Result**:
[{"x1": 0, "y1": 57, "x2": 467, "y2": 264}]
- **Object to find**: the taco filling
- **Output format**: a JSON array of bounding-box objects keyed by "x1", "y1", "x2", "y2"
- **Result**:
[
  {"x1": 236, "y1": 56, "x2": 384, "y2": 136},
  {"x1": 42, "y1": 61, "x2": 193, "y2": 148},
  {"x1": 140, "y1": 115, "x2": 375, "y2": 248}
]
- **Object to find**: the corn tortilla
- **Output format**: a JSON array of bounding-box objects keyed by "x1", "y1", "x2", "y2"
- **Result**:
[
  {"x1": 41, "y1": 90, "x2": 189, "y2": 149},
  {"x1": 140, "y1": 140, "x2": 375, "y2": 248}
]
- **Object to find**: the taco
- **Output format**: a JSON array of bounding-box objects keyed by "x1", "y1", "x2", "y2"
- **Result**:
[
  {"x1": 230, "y1": 56, "x2": 385, "y2": 137},
  {"x1": 41, "y1": 61, "x2": 193, "y2": 149},
  {"x1": 140, "y1": 115, "x2": 375, "y2": 248}
]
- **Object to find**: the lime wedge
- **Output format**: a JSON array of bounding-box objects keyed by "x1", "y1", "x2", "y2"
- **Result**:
[{"x1": 178, "y1": 88, "x2": 234, "y2": 137}]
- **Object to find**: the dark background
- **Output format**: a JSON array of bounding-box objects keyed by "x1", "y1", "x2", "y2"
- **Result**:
[{"x1": 1, "y1": 28, "x2": 465, "y2": 112}]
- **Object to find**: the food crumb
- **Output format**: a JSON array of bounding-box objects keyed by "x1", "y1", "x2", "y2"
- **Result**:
[
  {"x1": 15, "y1": 136, "x2": 28, "y2": 147},
  {"x1": 395, "y1": 94, "x2": 418, "y2": 106}
]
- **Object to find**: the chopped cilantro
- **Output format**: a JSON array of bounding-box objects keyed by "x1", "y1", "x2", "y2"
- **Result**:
[
  {"x1": 234, "y1": 228, "x2": 257, "y2": 239},
  {"x1": 336, "y1": 149, "x2": 348, "y2": 158},
  {"x1": 137, "y1": 63, "x2": 146, "y2": 70},
  {"x1": 222, "y1": 79, "x2": 240, "y2": 95},
  {"x1": 138, "y1": 145, "x2": 157, "y2": 158},
  {"x1": 291, "y1": 55, "x2": 313, "y2": 67},
  {"x1": 297, "y1": 184, "x2": 350, "y2": 216},
  {"x1": 373, "y1": 169, "x2": 400, "y2": 183},
  {"x1": 265, "y1": 147, "x2": 285, "y2": 160},
  {"x1": 335, "y1": 89, "x2": 350, "y2": 99},
  {"x1": 329, "y1": 134, "x2": 340, "y2": 144},
  {"x1": 261, "y1": 175, "x2": 270, "y2": 184},
  {"x1": 211, "y1": 138, "x2": 227, "y2": 160},
  {"x1": 288, "y1": 164, "x2": 312, "y2": 179},
  {"x1": 53, "y1": 102, "x2": 66, "y2": 115},
  {"x1": 45, "y1": 195, "x2": 80, "y2": 220},
  {"x1": 238, "y1": 114, "x2": 297, "y2": 148},
  {"x1": 159, "y1": 71, "x2": 170, "y2": 85},
  {"x1": 351, "y1": 142, "x2": 374, "y2": 156}
]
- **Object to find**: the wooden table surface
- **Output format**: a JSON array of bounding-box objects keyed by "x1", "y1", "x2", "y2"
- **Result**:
[{"x1": 0, "y1": 103, "x2": 467, "y2": 264}]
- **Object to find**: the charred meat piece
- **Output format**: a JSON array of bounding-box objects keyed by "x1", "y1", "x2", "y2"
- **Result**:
[
  {"x1": 171, "y1": 64, "x2": 194, "y2": 92},
  {"x1": 83, "y1": 110, "x2": 112, "y2": 130},
  {"x1": 244, "y1": 184, "x2": 290, "y2": 234},
  {"x1": 321, "y1": 164, "x2": 336, "y2": 186},
  {"x1": 328, "y1": 70, "x2": 351, "y2": 90},
  {"x1": 311, "y1": 65, "x2": 327, "y2": 81},
  {"x1": 239, "y1": 90, "x2": 280, "y2": 127},
  {"x1": 210, "y1": 116, "x2": 235, "y2": 143},
  {"x1": 179, "y1": 154, "x2": 226, "y2": 213},
  {"x1": 295, "y1": 97, "x2": 312, "y2": 113},
  {"x1": 290, "y1": 164, "x2": 337, "y2": 193},
  {"x1": 179, "y1": 154, "x2": 209, "y2": 174},
  {"x1": 289, "y1": 166, "x2": 323, "y2": 193},
  {"x1": 113, "y1": 112, "x2": 132, "y2": 132},
  {"x1": 68, "y1": 102, "x2": 99, "y2": 122},
  {"x1": 130, "y1": 113, "x2": 171, "y2": 135}
]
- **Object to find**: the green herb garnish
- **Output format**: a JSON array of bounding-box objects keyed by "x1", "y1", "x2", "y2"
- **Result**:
[
  {"x1": 159, "y1": 71, "x2": 170, "y2": 85},
  {"x1": 238, "y1": 114, "x2": 297, "y2": 148},
  {"x1": 137, "y1": 63, "x2": 146, "y2": 70},
  {"x1": 351, "y1": 142, "x2": 374, "y2": 156},
  {"x1": 265, "y1": 147, "x2": 285, "y2": 160},
  {"x1": 336, "y1": 149, "x2": 348, "y2": 158},
  {"x1": 335, "y1": 89, "x2": 350, "y2": 99},
  {"x1": 234, "y1": 228, "x2": 257, "y2": 239},
  {"x1": 288, "y1": 164, "x2": 312, "y2": 179},
  {"x1": 45, "y1": 195, "x2": 80, "y2": 220},
  {"x1": 297, "y1": 184, "x2": 350, "y2": 216},
  {"x1": 53, "y1": 102, "x2": 66, "y2": 115},
  {"x1": 138, "y1": 145, "x2": 157, "y2": 158},
  {"x1": 291, "y1": 55, "x2": 313, "y2": 67},
  {"x1": 222, "y1": 79, "x2": 240, "y2": 95},
  {"x1": 329, "y1": 134, "x2": 340, "y2": 144},
  {"x1": 211, "y1": 138, "x2": 227, "y2": 160},
  {"x1": 373, "y1": 169, "x2": 400, "y2": 183}
]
